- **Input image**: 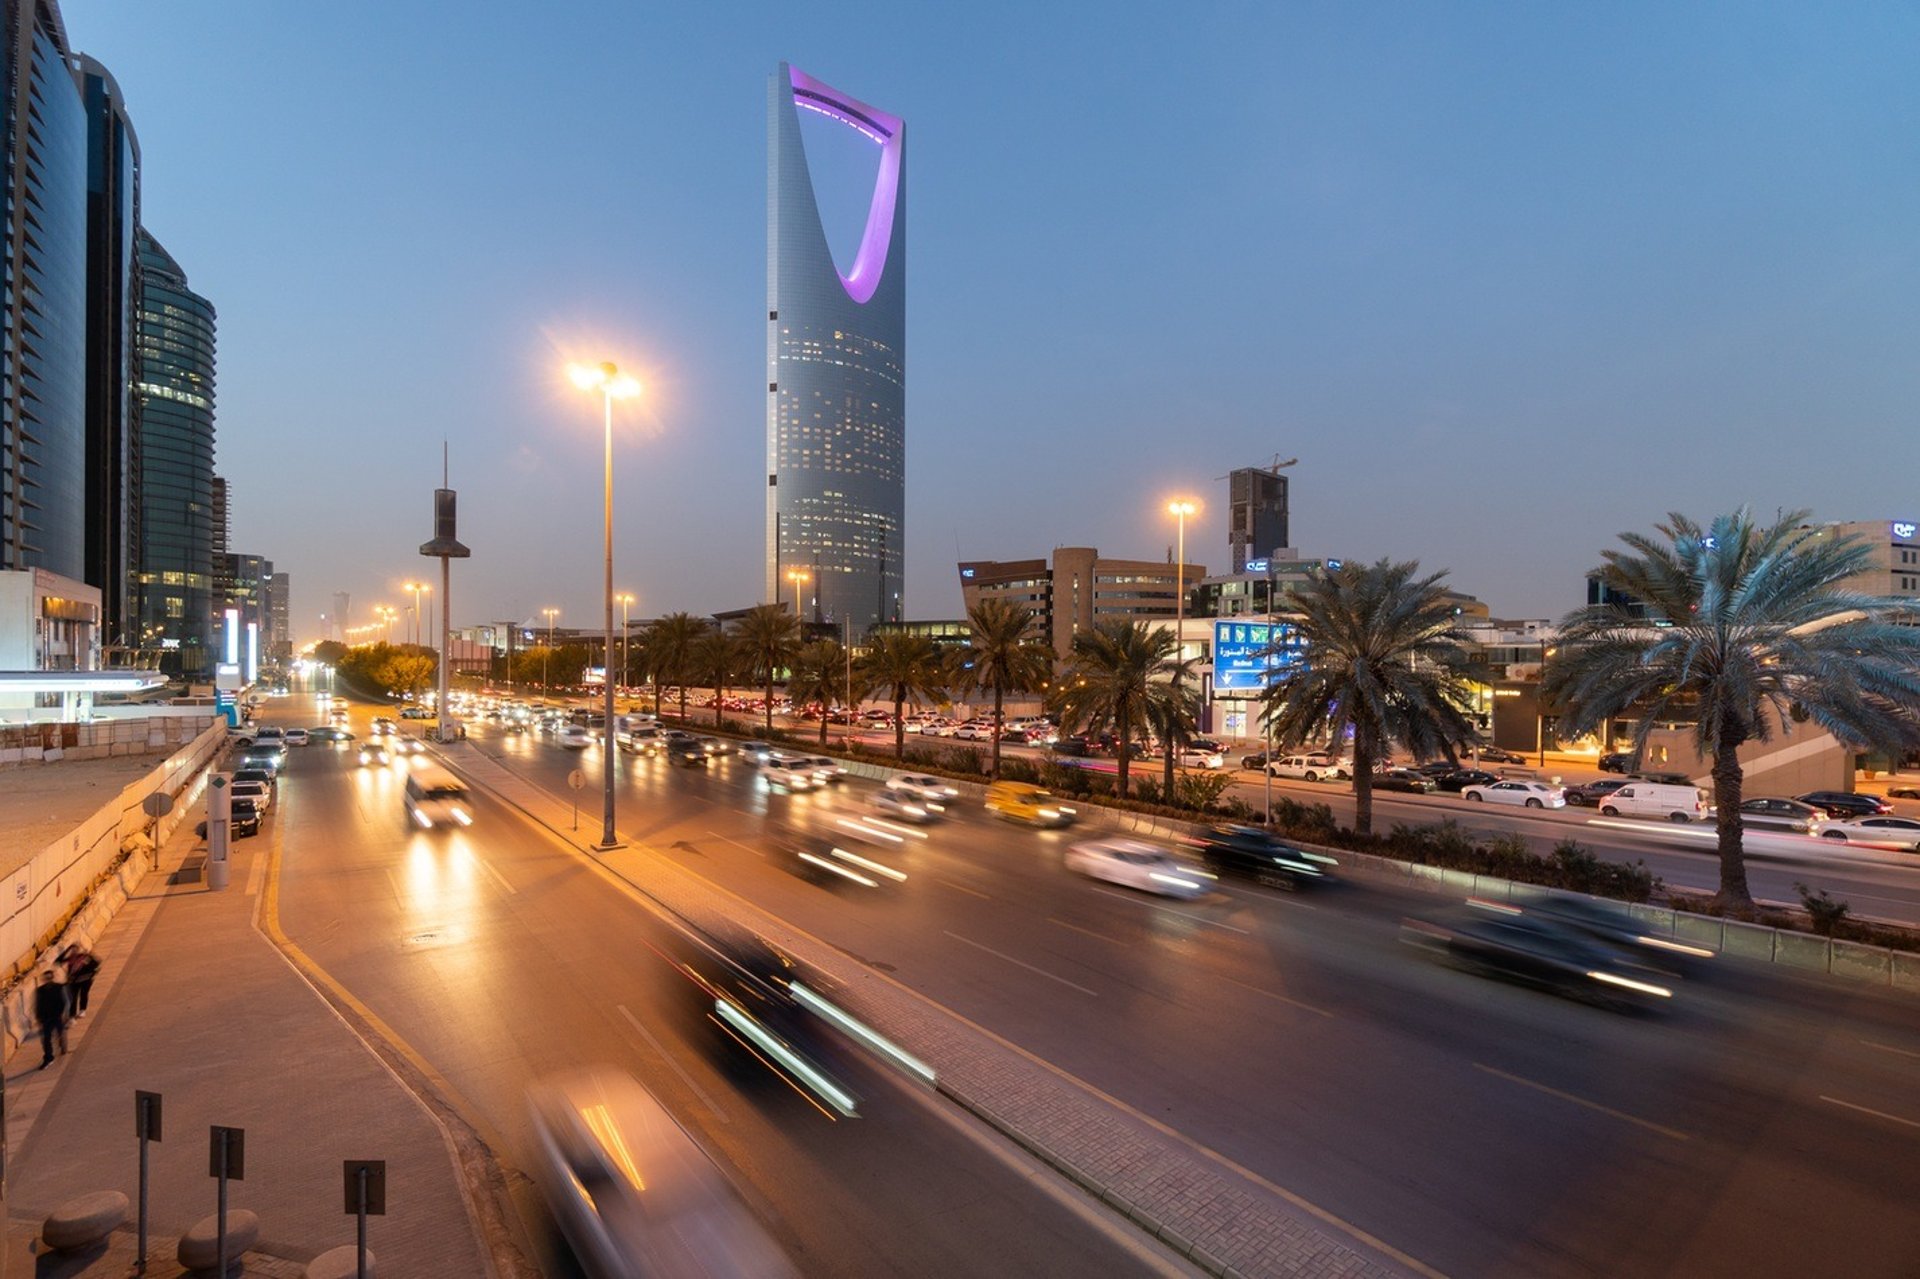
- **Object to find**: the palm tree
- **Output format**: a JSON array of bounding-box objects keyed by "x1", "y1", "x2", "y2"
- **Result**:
[
  {"x1": 787, "y1": 639, "x2": 846, "y2": 746},
  {"x1": 731, "y1": 604, "x2": 803, "y2": 733},
  {"x1": 1258, "y1": 559, "x2": 1479, "y2": 836},
  {"x1": 690, "y1": 628, "x2": 738, "y2": 728},
  {"x1": 1051, "y1": 619, "x2": 1185, "y2": 800},
  {"x1": 646, "y1": 612, "x2": 705, "y2": 720},
  {"x1": 953, "y1": 600, "x2": 1054, "y2": 779},
  {"x1": 1545, "y1": 510, "x2": 1920, "y2": 915},
  {"x1": 856, "y1": 632, "x2": 947, "y2": 759}
]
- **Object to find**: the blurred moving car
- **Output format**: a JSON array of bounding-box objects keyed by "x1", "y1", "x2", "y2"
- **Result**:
[
  {"x1": 1462, "y1": 780, "x2": 1566, "y2": 809},
  {"x1": 797, "y1": 755, "x2": 846, "y2": 784},
  {"x1": 371, "y1": 718, "x2": 396, "y2": 737},
  {"x1": 869, "y1": 789, "x2": 939, "y2": 824},
  {"x1": 666, "y1": 738, "x2": 708, "y2": 768},
  {"x1": 526, "y1": 1067, "x2": 797, "y2": 1279},
  {"x1": 758, "y1": 757, "x2": 813, "y2": 790},
  {"x1": 1818, "y1": 815, "x2": 1920, "y2": 850},
  {"x1": 1065, "y1": 838, "x2": 1215, "y2": 899},
  {"x1": 886, "y1": 774, "x2": 958, "y2": 806},
  {"x1": 1183, "y1": 825, "x2": 1337, "y2": 889},
  {"x1": 390, "y1": 737, "x2": 426, "y2": 756},
  {"x1": 1400, "y1": 900, "x2": 1675, "y2": 1010},
  {"x1": 282, "y1": 727, "x2": 310, "y2": 747},
  {"x1": 404, "y1": 765, "x2": 473, "y2": 830},
  {"x1": 1515, "y1": 894, "x2": 1714, "y2": 976},
  {"x1": 1796, "y1": 791, "x2": 1894, "y2": 819},
  {"x1": 557, "y1": 724, "x2": 593, "y2": 750},
  {"x1": 699, "y1": 736, "x2": 736, "y2": 757},
  {"x1": 357, "y1": 742, "x2": 391, "y2": 767},
  {"x1": 1373, "y1": 768, "x2": 1438, "y2": 794},
  {"x1": 986, "y1": 781, "x2": 1075, "y2": 827},
  {"x1": 308, "y1": 725, "x2": 354, "y2": 743}
]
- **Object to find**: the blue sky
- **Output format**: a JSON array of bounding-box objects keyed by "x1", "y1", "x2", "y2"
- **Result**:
[{"x1": 74, "y1": 1, "x2": 1920, "y2": 639}]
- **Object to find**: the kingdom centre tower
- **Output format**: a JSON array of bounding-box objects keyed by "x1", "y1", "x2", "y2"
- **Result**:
[{"x1": 765, "y1": 62, "x2": 906, "y2": 632}]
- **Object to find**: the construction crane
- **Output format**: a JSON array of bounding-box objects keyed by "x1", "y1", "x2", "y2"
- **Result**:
[{"x1": 1214, "y1": 455, "x2": 1297, "y2": 482}]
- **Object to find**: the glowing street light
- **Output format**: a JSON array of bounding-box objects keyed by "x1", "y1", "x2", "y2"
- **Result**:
[
  {"x1": 616, "y1": 592, "x2": 637, "y2": 690},
  {"x1": 785, "y1": 568, "x2": 810, "y2": 621},
  {"x1": 402, "y1": 581, "x2": 426, "y2": 646},
  {"x1": 1166, "y1": 499, "x2": 1199, "y2": 794},
  {"x1": 567, "y1": 360, "x2": 640, "y2": 853},
  {"x1": 542, "y1": 606, "x2": 560, "y2": 690}
]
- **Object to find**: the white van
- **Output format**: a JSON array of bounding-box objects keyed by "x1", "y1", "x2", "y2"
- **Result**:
[
  {"x1": 1596, "y1": 780, "x2": 1710, "y2": 823},
  {"x1": 405, "y1": 765, "x2": 473, "y2": 829}
]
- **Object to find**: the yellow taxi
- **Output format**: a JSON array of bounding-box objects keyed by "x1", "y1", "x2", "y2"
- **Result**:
[{"x1": 986, "y1": 781, "x2": 1077, "y2": 828}]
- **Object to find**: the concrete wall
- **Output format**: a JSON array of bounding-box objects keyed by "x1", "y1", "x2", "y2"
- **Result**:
[
  {"x1": 0, "y1": 712, "x2": 213, "y2": 766},
  {"x1": 1643, "y1": 714, "x2": 1850, "y2": 796}
]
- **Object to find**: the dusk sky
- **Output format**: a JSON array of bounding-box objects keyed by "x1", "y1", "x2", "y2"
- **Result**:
[{"x1": 75, "y1": 1, "x2": 1920, "y2": 643}]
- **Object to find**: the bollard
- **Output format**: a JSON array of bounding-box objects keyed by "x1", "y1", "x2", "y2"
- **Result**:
[
  {"x1": 207, "y1": 777, "x2": 232, "y2": 891},
  {"x1": 342, "y1": 1160, "x2": 386, "y2": 1279},
  {"x1": 209, "y1": 1126, "x2": 244, "y2": 1276},
  {"x1": 135, "y1": 1091, "x2": 163, "y2": 1273}
]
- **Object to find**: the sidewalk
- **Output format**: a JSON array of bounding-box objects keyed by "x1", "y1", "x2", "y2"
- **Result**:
[{"x1": 4, "y1": 786, "x2": 489, "y2": 1277}]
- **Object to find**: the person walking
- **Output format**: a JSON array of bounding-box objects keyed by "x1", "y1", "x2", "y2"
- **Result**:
[
  {"x1": 61, "y1": 945, "x2": 100, "y2": 1018},
  {"x1": 33, "y1": 969, "x2": 69, "y2": 1068}
]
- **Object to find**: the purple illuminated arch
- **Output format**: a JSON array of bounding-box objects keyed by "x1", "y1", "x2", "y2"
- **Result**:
[{"x1": 788, "y1": 66, "x2": 903, "y2": 305}]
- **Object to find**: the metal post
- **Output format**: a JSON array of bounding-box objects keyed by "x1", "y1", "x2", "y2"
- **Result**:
[
  {"x1": 439, "y1": 559, "x2": 452, "y2": 741},
  {"x1": 599, "y1": 384, "x2": 620, "y2": 851},
  {"x1": 135, "y1": 1090, "x2": 162, "y2": 1274},
  {"x1": 1264, "y1": 563, "x2": 1275, "y2": 824},
  {"x1": 356, "y1": 1164, "x2": 369, "y2": 1279}
]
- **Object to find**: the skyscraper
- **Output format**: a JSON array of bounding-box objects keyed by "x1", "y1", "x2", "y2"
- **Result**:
[
  {"x1": 80, "y1": 55, "x2": 140, "y2": 649},
  {"x1": 133, "y1": 229, "x2": 217, "y2": 676},
  {"x1": 766, "y1": 62, "x2": 906, "y2": 632},
  {"x1": 2, "y1": 1, "x2": 90, "y2": 579}
]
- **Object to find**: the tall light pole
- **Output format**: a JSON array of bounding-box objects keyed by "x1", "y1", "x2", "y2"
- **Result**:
[
  {"x1": 542, "y1": 607, "x2": 560, "y2": 692},
  {"x1": 569, "y1": 360, "x2": 640, "y2": 853},
  {"x1": 420, "y1": 582, "x2": 433, "y2": 651},
  {"x1": 403, "y1": 582, "x2": 425, "y2": 646},
  {"x1": 785, "y1": 568, "x2": 810, "y2": 621},
  {"x1": 379, "y1": 606, "x2": 397, "y2": 646},
  {"x1": 616, "y1": 592, "x2": 636, "y2": 692},
  {"x1": 1166, "y1": 499, "x2": 1198, "y2": 795},
  {"x1": 1264, "y1": 559, "x2": 1276, "y2": 823}
]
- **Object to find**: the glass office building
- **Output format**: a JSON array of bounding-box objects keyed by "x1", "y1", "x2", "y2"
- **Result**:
[
  {"x1": 3, "y1": 1, "x2": 90, "y2": 580},
  {"x1": 766, "y1": 63, "x2": 906, "y2": 632},
  {"x1": 133, "y1": 229, "x2": 217, "y2": 676}
]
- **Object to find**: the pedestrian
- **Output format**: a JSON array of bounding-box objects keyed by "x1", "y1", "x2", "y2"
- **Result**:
[
  {"x1": 32, "y1": 969, "x2": 68, "y2": 1068},
  {"x1": 61, "y1": 945, "x2": 100, "y2": 1018}
]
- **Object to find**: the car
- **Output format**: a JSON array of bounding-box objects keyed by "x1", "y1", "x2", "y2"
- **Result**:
[
  {"x1": 1563, "y1": 778, "x2": 1630, "y2": 807},
  {"x1": 1796, "y1": 791, "x2": 1894, "y2": 819},
  {"x1": 759, "y1": 757, "x2": 814, "y2": 790},
  {"x1": 1889, "y1": 783, "x2": 1920, "y2": 800},
  {"x1": 986, "y1": 781, "x2": 1076, "y2": 827},
  {"x1": 357, "y1": 742, "x2": 391, "y2": 767},
  {"x1": 404, "y1": 766, "x2": 473, "y2": 829},
  {"x1": 1182, "y1": 825, "x2": 1338, "y2": 889},
  {"x1": 1400, "y1": 900, "x2": 1675, "y2": 1010},
  {"x1": 1433, "y1": 769, "x2": 1498, "y2": 793},
  {"x1": 282, "y1": 727, "x2": 310, "y2": 747},
  {"x1": 1064, "y1": 838, "x2": 1216, "y2": 899},
  {"x1": 620, "y1": 726, "x2": 665, "y2": 754},
  {"x1": 953, "y1": 721, "x2": 998, "y2": 741},
  {"x1": 698, "y1": 736, "x2": 736, "y2": 757},
  {"x1": 556, "y1": 724, "x2": 593, "y2": 750},
  {"x1": 869, "y1": 789, "x2": 939, "y2": 824},
  {"x1": 1266, "y1": 753, "x2": 1351, "y2": 782},
  {"x1": 1239, "y1": 751, "x2": 1271, "y2": 771},
  {"x1": 797, "y1": 755, "x2": 846, "y2": 783},
  {"x1": 228, "y1": 796, "x2": 263, "y2": 837},
  {"x1": 1597, "y1": 752, "x2": 1636, "y2": 774},
  {"x1": 308, "y1": 725, "x2": 355, "y2": 744},
  {"x1": 1462, "y1": 780, "x2": 1566, "y2": 809},
  {"x1": 737, "y1": 740, "x2": 776, "y2": 763},
  {"x1": 229, "y1": 779, "x2": 272, "y2": 813},
  {"x1": 1414, "y1": 761, "x2": 1462, "y2": 778},
  {"x1": 1373, "y1": 768, "x2": 1438, "y2": 794},
  {"x1": 1049, "y1": 735, "x2": 1095, "y2": 758},
  {"x1": 665, "y1": 738, "x2": 707, "y2": 768},
  {"x1": 370, "y1": 718, "x2": 396, "y2": 737},
  {"x1": 1514, "y1": 895, "x2": 1714, "y2": 976},
  {"x1": 1599, "y1": 780, "x2": 1711, "y2": 823},
  {"x1": 1817, "y1": 815, "x2": 1920, "y2": 850},
  {"x1": 252, "y1": 726, "x2": 286, "y2": 746},
  {"x1": 1175, "y1": 746, "x2": 1226, "y2": 770},
  {"x1": 1474, "y1": 746, "x2": 1529, "y2": 765},
  {"x1": 1737, "y1": 797, "x2": 1828, "y2": 835},
  {"x1": 887, "y1": 774, "x2": 959, "y2": 805},
  {"x1": 399, "y1": 706, "x2": 433, "y2": 720},
  {"x1": 390, "y1": 737, "x2": 426, "y2": 756}
]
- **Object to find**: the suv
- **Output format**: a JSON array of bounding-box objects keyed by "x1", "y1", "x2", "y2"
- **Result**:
[
  {"x1": 1266, "y1": 753, "x2": 1351, "y2": 782},
  {"x1": 1796, "y1": 791, "x2": 1893, "y2": 819}
]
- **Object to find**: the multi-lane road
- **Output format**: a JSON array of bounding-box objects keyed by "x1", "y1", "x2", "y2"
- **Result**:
[{"x1": 261, "y1": 694, "x2": 1920, "y2": 1277}]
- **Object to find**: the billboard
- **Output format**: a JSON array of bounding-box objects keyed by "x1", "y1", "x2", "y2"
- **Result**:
[{"x1": 1212, "y1": 620, "x2": 1304, "y2": 693}]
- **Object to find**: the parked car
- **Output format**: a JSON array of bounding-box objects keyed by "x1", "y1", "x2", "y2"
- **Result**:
[
  {"x1": 1239, "y1": 751, "x2": 1271, "y2": 771},
  {"x1": 1462, "y1": 780, "x2": 1566, "y2": 809},
  {"x1": 1597, "y1": 753, "x2": 1635, "y2": 774},
  {"x1": 1817, "y1": 815, "x2": 1920, "y2": 850},
  {"x1": 1182, "y1": 825, "x2": 1337, "y2": 889},
  {"x1": 1176, "y1": 746, "x2": 1226, "y2": 770},
  {"x1": 1373, "y1": 768, "x2": 1438, "y2": 794},
  {"x1": 1050, "y1": 735, "x2": 1095, "y2": 758},
  {"x1": 1887, "y1": 783, "x2": 1920, "y2": 800},
  {"x1": 1563, "y1": 778, "x2": 1630, "y2": 807},
  {"x1": 1434, "y1": 769, "x2": 1499, "y2": 793},
  {"x1": 400, "y1": 706, "x2": 433, "y2": 720},
  {"x1": 229, "y1": 779, "x2": 272, "y2": 813},
  {"x1": 1064, "y1": 838, "x2": 1215, "y2": 899},
  {"x1": 953, "y1": 721, "x2": 998, "y2": 741},
  {"x1": 1796, "y1": 791, "x2": 1893, "y2": 819},
  {"x1": 1737, "y1": 797, "x2": 1827, "y2": 835},
  {"x1": 1266, "y1": 753, "x2": 1351, "y2": 782},
  {"x1": 1596, "y1": 781, "x2": 1711, "y2": 823},
  {"x1": 228, "y1": 796, "x2": 263, "y2": 838},
  {"x1": 1475, "y1": 746, "x2": 1529, "y2": 765}
]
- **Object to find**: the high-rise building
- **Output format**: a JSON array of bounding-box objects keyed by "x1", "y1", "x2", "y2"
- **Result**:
[
  {"x1": 2, "y1": 1, "x2": 90, "y2": 580},
  {"x1": 330, "y1": 591, "x2": 351, "y2": 643},
  {"x1": 79, "y1": 55, "x2": 140, "y2": 649},
  {"x1": 1227, "y1": 463, "x2": 1292, "y2": 575},
  {"x1": 131, "y1": 228, "x2": 217, "y2": 676},
  {"x1": 267, "y1": 570, "x2": 290, "y2": 661},
  {"x1": 766, "y1": 62, "x2": 907, "y2": 632}
]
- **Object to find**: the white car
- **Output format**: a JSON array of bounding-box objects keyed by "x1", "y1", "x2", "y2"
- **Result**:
[
  {"x1": 282, "y1": 727, "x2": 310, "y2": 747},
  {"x1": 761, "y1": 759, "x2": 818, "y2": 793},
  {"x1": 229, "y1": 779, "x2": 273, "y2": 813},
  {"x1": 556, "y1": 724, "x2": 593, "y2": 750},
  {"x1": 869, "y1": 789, "x2": 938, "y2": 824},
  {"x1": 887, "y1": 774, "x2": 959, "y2": 805},
  {"x1": 1818, "y1": 815, "x2": 1920, "y2": 850},
  {"x1": 1064, "y1": 839, "x2": 1216, "y2": 899},
  {"x1": 953, "y1": 721, "x2": 998, "y2": 741},
  {"x1": 1176, "y1": 747, "x2": 1226, "y2": 770},
  {"x1": 1266, "y1": 753, "x2": 1351, "y2": 781},
  {"x1": 798, "y1": 755, "x2": 846, "y2": 784},
  {"x1": 1462, "y1": 780, "x2": 1566, "y2": 809},
  {"x1": 921, "y1": 720, "x2": 959, "y2": 738}
]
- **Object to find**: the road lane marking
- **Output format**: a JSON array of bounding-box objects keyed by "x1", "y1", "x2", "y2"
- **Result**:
[
  {"x1": 1088, "y1": 884, "x2": 1251, "y2": 933},
  {"x1": 618, "y1": 1003, "x2": 729, "y2": 1123},
  {"x1": 935, "y1": 876, "x2": 991, "y2": 900},
  {"x1": 1474, "y1": 1063, "x2": 1690, "y2": 1141},
  {"x1": 941, "y1": 930, "x2": 1099, "y2": 997},
  {"x1": 1216, "y1": 884, "x2": 1318, "y2": 909},
  {"x1": 1860, "y1": 1038, "x2": 1920, "y2": 1060},
  {"x1": 382, "y1": 867, "x2": 404, "y2": 907},
  {"x1": 704, "y1": 830, "x2": 765, "y2": 858},
  {"x1": 462, "y1": 847, "x2": 518, "y2": 896},
  {"x1": 1220, "y1": 974, "x2": 1335, "y2": 1019},
  {"x1": 1820, "y1": 1095, "x2": 1920, "y2": 1130},
  {"x1": 1048, "y1": 917, "x2": 1127, "y2": 946}
]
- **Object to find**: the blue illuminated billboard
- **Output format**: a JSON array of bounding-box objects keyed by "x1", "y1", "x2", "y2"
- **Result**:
[{"x1": 1213, "y1": 620, "x2": 1304, "y2": 692}]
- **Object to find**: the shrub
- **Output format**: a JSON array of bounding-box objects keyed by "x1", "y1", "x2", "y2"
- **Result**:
[
  {"x1": 1796, "y1": 881, "x2": 1852, "y2": 936},
  {"x1": 1174, "y1": 772, "x2": 1234, "y2": 811},
  {"x1": 1218, "y1": 796, "x2": 1257, "y2": 822},
  {"x1": 1272, "y1": 798, "x2": 1341, "y2": 843},
  {"x1": 997, "y1": 756, "x2": 1039, "y2": 783},
  {"x1": 1131, "y1": 778, "x2": 1163, "y2": 806}
]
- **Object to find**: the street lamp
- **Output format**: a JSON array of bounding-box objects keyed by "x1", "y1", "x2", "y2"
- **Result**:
[
  {"x1": 568, "y1": 359, "x2": 641, "y2": 853},
  {"x1": 378, "y1": 606, "x2": 397, "y2": 646},
  {"x1": 616, "y1": 592, "x2": 636, "y2": 692},
  {"x1": 403, "y1": 582, "x2": 426, "y2": 646},
  {"x1": 418, "y1": 582, "x2": 433, "y2": 650},
  {"x1": 542, "y1": 606, "x2": 560, "y2": 691},
  {"x1": 1166, "y1": 499, "x2": 1198, "y2": 793},
  {"x1": 785, "y1": 568, "x2": 810, "y2": 620}
]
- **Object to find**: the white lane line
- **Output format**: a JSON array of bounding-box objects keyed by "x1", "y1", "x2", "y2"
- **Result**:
[
  {"x1": 1474, "y1": 1063, "x2": 1690, "y2": 1142},
  {"x1": 1088, "y1": 884, "x2": 1251, "y2": 933},
  {"x1": 1048, "y1": 917, "x2": 1127, "y2": 946},
  {"x1": 704, "y1": 830, "x2": 765, "y2": 858},
  {"x1": 1220, "y1": 974, "x2": 1336, "y2": 1019},
  {"x1": 941, "y1": 930, "x2": 1099, "y2": 997},
  {"x1": 1820, "y1": 1095, "x2": 1920, "y2": 1130},
  {"x1": 935, "y1": 876, "x2": 991, "y2": 900},
  {"x1": 1216, "y1": 884, "x2": 1318, "y2": 909},
  {"x1": 464, "y1": 848, "x2": 518, "y2": 896},
  {"x1": 1860, "y1": 1038, "x2": 1920, "y2": 1060},
  {"x1": 617, "y1": 1004, "x2": 729, "y2": 1124},
  {"x1": 382, "y1": 867, "x2": 404, "y2": 907}
]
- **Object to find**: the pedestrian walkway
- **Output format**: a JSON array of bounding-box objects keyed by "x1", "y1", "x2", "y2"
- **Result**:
[
  {"x1": 446, "y1": 740, "x2": 1425, "y2": 1279},
  {"x1": 4, "y1": 785, "x2": 489, "y2": 1277}
]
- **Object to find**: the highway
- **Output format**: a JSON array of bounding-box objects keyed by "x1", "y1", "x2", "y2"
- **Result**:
[
  {"x1": 258, "y1": 699, "x2": 1183, "y2": 1278},
  {"x1": 479, "y1": 710, "x2": 1920, "y2": 1278}
]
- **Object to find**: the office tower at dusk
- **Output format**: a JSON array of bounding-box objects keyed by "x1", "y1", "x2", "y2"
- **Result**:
[{"x1": 765, "y1": 62, "x2": 906, "y2": 632}]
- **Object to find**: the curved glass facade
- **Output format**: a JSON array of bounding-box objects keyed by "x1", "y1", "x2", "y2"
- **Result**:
[
  {"x1": 766, "y1": 63, "x2": 906, "y2": 632},
  {"x1": 133, "y1": 229, "x2": 216, "y2": 676}
]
